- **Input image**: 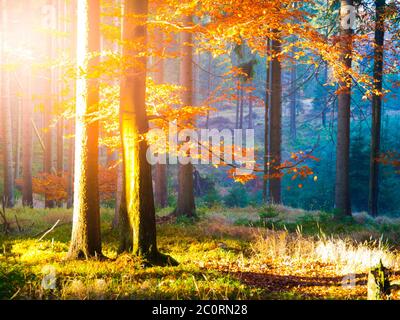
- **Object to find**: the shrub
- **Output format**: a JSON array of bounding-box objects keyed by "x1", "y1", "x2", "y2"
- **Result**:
[{"x1": 223, "y1": 185, "x2": 249, "y2": 208}]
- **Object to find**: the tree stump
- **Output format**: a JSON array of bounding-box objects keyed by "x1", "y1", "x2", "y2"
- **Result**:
[{"x1": 367, "y1": 260, "x2": 390, "y2": 300}]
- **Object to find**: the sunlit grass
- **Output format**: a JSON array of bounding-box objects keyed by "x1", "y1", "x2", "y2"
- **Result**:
[{"x1": 1, "y1": 206, "x2": 400, "y2": 300}]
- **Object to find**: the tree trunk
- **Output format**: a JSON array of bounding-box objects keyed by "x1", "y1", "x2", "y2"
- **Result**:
[
  {"x1": 154, "y1": 163, "x2": 168, "y2": 208},
  {"x1": 68, "y1": 0, "x2": 102, "y2": 260},
  {"x1": 239, "y1": 86, "x2": 244, "y2": 129},
  {"x1": 368, "y1": 0, "x2": 385, "y2": 217},
  {"x1": 263, "y1": 39, "x2": 271, "y2": 204},
  {"x1": 66, "y1": 0, "x2": 77, "y2": 210},
  {"x1": 235, "y1": 83, "x2": 240, "y2": 129},
  {"x1": 268, "y1": 36, "x2": 282, "y2": 204},
  {"x1": 1, "y1": 1, "x2": 15, "y2": 208},
  {"x1": 289, "y1": 59, "x2": 297, "y2": 140},
  {"x1": 119, "y1": 0, "x2": 164, "y2": 263},
  {"x1": 175, "y1": 15, "x2": 196, "y2": 218},
  {"x1": 15, "y1": 99, "x2": 22, "y2": 180},
  {"x1": 335, "y1": 0, "x2": 353, "y2": 217},
  {"x1": 205, "y1": 53, "x2": 212, "y2": 129},
  {"x1": 248, "y1": 89, "x2": 253, "y2": 129},
  {"x1": 322, "y1": 62, "x2": 328, "y2": 127},
  {"x1": 66, "y1": 119, "x2": 74, "y2": 209},
  {"x1": 43, "y1": 0, "x2": 55, "y2": 209},
  {"x1": 56, "y1": 0, "x2": 64, "y2": 198},
  {"x1": 22, "y1": 68, "x2": 33, "y2": 207},
  {"x1": 153, "y1": 31, "x2": 168, "y2": 209},
  {"x1": 112, "y1": 160, "x2": 123, "y2": 229}
]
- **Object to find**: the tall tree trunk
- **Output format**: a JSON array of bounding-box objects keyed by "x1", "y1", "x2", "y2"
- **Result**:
[
  {"x1": 368, "y1": 0, "x2": 385, "y2": 217},
  {"x1": 1, "y1": 1, "x2": 15, "y2": 208},
  {"x1": 205, "y1": 53, "x2": 212, "y2": 129},
  {"x1": 289, "y1": 59, "x2": 297, "y2": 140},
  {"x1": 22, "y1": 68, "x2": 33, "y2": 207},
  {"x1": 56, "y1": 0, "x2": 64, "y2": 188},
  {"x1": 235, "y1": 82, "x2": 240, "y2": 129},
  {"x1": 335, "y1": 0, "x2": 353, "y2": 217},
  {"x1": 66, "y1": 119, "x2": 74, "y2": 209},
  {"x1": 119, "y1": 0, "x2": 167, "y2": 263},
  {"x1": 263, "y1": 39, "x2": 271, "y2": 204},
  {"x1": 322, "y1": 62, "x2": 328, "y2": 127},
  {"x1": 43, "y1": 0, "x2": 55, "y2": 209},
  {"x1": 15, "y1": 99, "x2": 22, "y2": 180},
  {"x1": 112, "y1": 160, "x2": 123, "y2": 229},
  {"x1": 68, "y1": 0, "x2": 102, "y2": 259},
  {"x1": 66, "y1": 0, "x2": 77, "y2": 210},
  {"x1": 175, "y1": 15, "x2": 196, "y2": 218},
  {"x1": 248, "y1": 88, "x2": 253, "y2": 129},
  {"x1": 268, "y1": 36, "x2": 282, "y2": 204},
  {"x1": 239, "y1": 86, "x2": 244, "y2": 129},
  {"x1": 153, "y1": 31, "x2": 168, "y2": 209}
]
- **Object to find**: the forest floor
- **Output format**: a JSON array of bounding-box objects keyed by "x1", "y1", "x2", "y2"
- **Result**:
[{"x1": 2, "y1": 206, "x2": 400, "y2": 300}]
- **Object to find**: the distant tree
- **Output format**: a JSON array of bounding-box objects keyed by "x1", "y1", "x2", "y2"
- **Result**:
[
  {"x1": 22, "y1": 68, "x2": 33, "y2": 207},
  {"x1": 42, "y1": 2, "x2": 55, "y2": 209},
  {"x1": 269, "y1": 35, "x2": 282, "y2": 204},
  {"x1": 175, "y1": 15, "x2": 196, "y2": 218},
  {"x1": 153, "y1": 31, "x2": 168, "y2": 209}
]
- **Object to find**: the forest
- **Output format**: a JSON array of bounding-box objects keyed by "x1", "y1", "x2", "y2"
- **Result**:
[{"x1": 1, "y1": 0, "x2": 400, "y2": 302}]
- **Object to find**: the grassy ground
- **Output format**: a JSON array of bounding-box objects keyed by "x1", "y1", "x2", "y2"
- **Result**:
[{"x1": 1, "y1": 205, "x2": 400, "y2": 300}]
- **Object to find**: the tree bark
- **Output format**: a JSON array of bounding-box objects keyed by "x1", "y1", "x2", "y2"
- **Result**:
[
  {"x1": 22, "y1": 68, "x2": 33, "y2": 207},
  {"x1": 66, "y1": 119, "x2": 74, "y2": 209},
  {"x1": 289, "y1": 59, "x2": 297, "y2": 140},
  {"x1": 153, "y1": 31, "x2": 168, "y2": 209},
  {"x1": 14, "y1": 99, "x2": 22, "y2": 180},
  {"x1": 175, "y1": 15, "x2": 196, "y2": 218},
  {"x1": 112, "y1": 160, "x2": 123, "y2": 229},
  {"x1": 335, "y1": 0, "x2": 353, "y2": 217},
  {"x1": 1, "y1": 1, "x2": 15, "y2": 208},
  {"x1": 43, "y1": 0, "x2": 55, "y2": 209},
  {"x1": 68, "y1": 0, "x2": 102, "y2": 260},
  {"x1": 263, "y1": 39, "x2": 271, "y2": 204},
  {"x1": 269, "y1": 36, "x2": 282, "y2": 204},
  {"x1": 119, "y1": 0, "x2": 165, "y2": 263},
  {"x1": 368, "y1": 0, "x2": 385, "y2": 217}
]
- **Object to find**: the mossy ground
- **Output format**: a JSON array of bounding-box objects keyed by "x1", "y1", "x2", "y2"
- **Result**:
[{"x1": 1, "y1": 206, "x2": 400, "y2": 300}]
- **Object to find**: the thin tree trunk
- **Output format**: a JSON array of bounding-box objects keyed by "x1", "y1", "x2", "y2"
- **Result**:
[
  {"x1": 22, "y1": 68, "x2": 33, "y2": 207},
  {"x1": 175, "y1": 15, "x2": 196, "y2": 218},
  {"x1": 248, "y1": 88, "x2": 253, "y2": 129},
  {"x1": 239, "y1": 86, "x2": 244, "y2": 129},
  {"x1": 43, "y1": 0, "x2": 55, "y2": 209},
  {"x1": 335, "y1": 0, "x2": 353, "y2": 217},
  {"x1": 205, "y1": 53, "x2": 212, "y2": 129},
  {"x1": 289, "y1": 59, "x2": 297, "y2": 140},
  {"x1": 322, "y1": 62, "x2": 328, "y2": 127},
  {"x1": 68, "y1": 0, "x2": 102, "y2": 260},
  {"x1": 235, "y1": 83, "x2": 240, "y2": 129},
  {"x1": 15, "y1": 98, "x2": 22, "y2": 180},
  {"x1": 66, "y1": 119, "x2": 74, "y2": 209},
  {"x1": 112, "y1": 160, "x2": 122, "y2": 229},
  {"x1": 368, "y1": 0, "x2": 385, "y2": 217},
  {"x1": 269, "y1": 36, "x2": 282, "y2": 204},
  {"x1": 1, "y1": 1, "x2": 15, "y2": 208},
  {"x1": 263, "y1": 39, "x2": 271, "y2": 204},
  {"x1": 153, "y1": 31, "x2": 168, "y2": 209}
]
